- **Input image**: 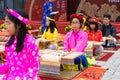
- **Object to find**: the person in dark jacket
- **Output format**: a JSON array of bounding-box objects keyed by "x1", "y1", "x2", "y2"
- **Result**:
[{"x1": 100, "y1": 13, "x2": 116, "y2": 48}]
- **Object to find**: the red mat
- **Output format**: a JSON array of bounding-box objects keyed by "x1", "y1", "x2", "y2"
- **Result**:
[
  {"x1": 73, "y1": 66, "x2": 106, "y2": 80},
  {"x1": 95, "y1": 52, "x2": 114, "y2": 61},
  {"x1": 113, "y1": 46, "x2": 120, "y2": 50}
]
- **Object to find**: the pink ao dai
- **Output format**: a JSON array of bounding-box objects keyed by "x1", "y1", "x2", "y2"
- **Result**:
[{"x1": 0, "y1": 34, "x2": 41, "y2": 80}]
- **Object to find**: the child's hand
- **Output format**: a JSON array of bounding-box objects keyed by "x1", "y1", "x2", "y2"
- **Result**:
[
  {"x1": 108, "y1": 35, "x2": 113, "y2": 38},
  {"x1": 70, "y1": 48, "x2": 74, "y2": 52}
]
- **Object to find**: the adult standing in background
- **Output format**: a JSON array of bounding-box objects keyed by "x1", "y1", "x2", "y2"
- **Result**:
[{"x1": 41, "y1": 0, "x2": 56, "y2": 34}]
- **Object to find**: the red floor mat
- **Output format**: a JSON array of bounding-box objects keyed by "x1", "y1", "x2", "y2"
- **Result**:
[{"x1": 95, "y1": 52, "x2": 114, "y2": 61}]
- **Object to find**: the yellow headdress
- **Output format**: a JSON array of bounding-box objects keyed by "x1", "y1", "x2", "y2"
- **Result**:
[{"x1": 46, "y1": 17, "x2": 55, "y2": 21}]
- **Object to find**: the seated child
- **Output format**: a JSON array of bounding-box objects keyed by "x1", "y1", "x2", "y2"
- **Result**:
[
  {"x1": 64, "y1": 14, "x2": 90, "y2": 68},
  {"x1": 41, "y1": 16, "x2": 58, "y2": 50},
  {"x1": 87, "y1": 17, "x2": 104, "y2": 56}
]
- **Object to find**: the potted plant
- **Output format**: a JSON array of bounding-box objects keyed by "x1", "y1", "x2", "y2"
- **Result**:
[{"x1": 65, "y1": 25, "x2": 72, "y2": 32}]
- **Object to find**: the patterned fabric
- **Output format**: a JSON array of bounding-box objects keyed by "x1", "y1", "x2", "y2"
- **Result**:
[
  {"x1": 87, "y1": 30, "x2": 103, "y2": 42},
  {"x1": 0, "y1": 34, "x2": 40, "y2": 80},
  {"x1": 64, "y1": 30, "x2": 88, "y2": 53},
  {"x1": 41, "y1": 1, "x2": 54, "y2": 33},
  {"x1": 87, "y1": 30, "x2": 104, "y2": 55}
]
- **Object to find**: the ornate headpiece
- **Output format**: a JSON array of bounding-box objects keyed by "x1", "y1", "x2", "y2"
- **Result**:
[
  {"x1": 70, "y1": 14, "x2": 84, "y2": 23},
  {"x1": 89, "y1": 17, "x2": 98, "y2": 23},
  {"x1": 6, "y1": 9, "x2": 30, "y2": 25},
  {"x1": 46, "y1": 16, "x2": 55, "y2": 21}
]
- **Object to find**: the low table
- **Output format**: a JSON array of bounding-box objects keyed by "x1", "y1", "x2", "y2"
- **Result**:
[{"x1": 39, "y1": 70, "x2": 81, "y2": 80}]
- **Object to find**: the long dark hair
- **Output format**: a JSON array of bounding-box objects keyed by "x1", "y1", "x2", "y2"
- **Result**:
[
  {"x1": 46, "y1": 17, "x2": 57, "y2": 33},
  {"x1": 88, "y1": 22, "x2": 98, "y2": 32},
  {"x1": 5, "y1": 9, "x2": 29, "y2": 53}
]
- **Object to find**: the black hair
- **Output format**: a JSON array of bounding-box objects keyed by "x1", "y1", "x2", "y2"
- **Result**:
[
  {"x1": 103, "y1": 13, "x2": 111, "y2": 19},
  {"x1": 88, "y1": 22, "x2": 98, "y2": 32},
  {"x1": 46, "y1": 16, "x2": 57, "y2": 33},
  {"x1": 116, "y1": 15, "x2": 120, "y2": 22},
  {"x1": 84, "y1": 16, "x2": 91, "y2": 27},
  {"x1": 5, "y1": 9, "x2": 29, "y2": 53}
]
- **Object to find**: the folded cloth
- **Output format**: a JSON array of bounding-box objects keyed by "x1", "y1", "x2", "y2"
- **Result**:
[
  {"x1": 62, "y1": 64, "x2": 80, "y2": 71},
  {"x1": 74, "y1": 55, "x2": 91, "y2": 68},
  {"x1": 62, "y1": 55, "x2": 91, "y2": 71},
  {"x1": 87, "y1": 57, "x2": 95, "y2": 64}
]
